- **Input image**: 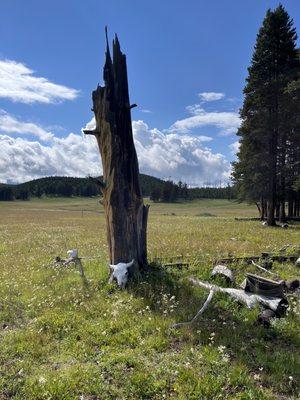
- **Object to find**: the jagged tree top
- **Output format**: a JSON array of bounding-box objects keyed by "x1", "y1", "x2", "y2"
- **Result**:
[{"x1": 101, "y1": 26, "x2": 130, "y2": 110}]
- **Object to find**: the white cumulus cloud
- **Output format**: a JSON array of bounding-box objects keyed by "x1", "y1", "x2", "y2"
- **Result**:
[
  {"x1": 169, "y1": 106, "x2": 240, "y2": 136},
  {"x1": 81, "y1": 117, "x2": 96, "y2": 132},
  {"x1": 0, "y1": 59, "x2": 79, "y2": 104},
  {"x1": 0, "y1": 133, "x2": 100, "y2": 183},
  {"x1": 198, "y1": 92, "x2": 225, "y2": 102},
  {"x1": 140, "y1": 109, "x2": 152, "y2": 113},
  {"x1": 0, "y1": 117, "x2": 231, "y2": 186},
  {"x1": 133, "y1": 120, "x2": 230, "y2": 185},
  {"x1": 0, "y1": 110, "x2": 54, "y2": 141},
  {"x1": 229, "y1": 140, "x2": 240, "y2": 156}
]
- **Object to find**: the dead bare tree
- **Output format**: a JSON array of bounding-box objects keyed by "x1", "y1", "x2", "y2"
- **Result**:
[{"x1": 84, "y1": 28, "x2": 149, "y2": 282}]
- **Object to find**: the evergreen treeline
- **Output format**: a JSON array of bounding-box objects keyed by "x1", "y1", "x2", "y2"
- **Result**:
[
  {"x1": 189, "y1": 185, "x2": 236, "y2": 200},
  {"x1": 0, "y1": 177, "x2": 98, "y2": 200},
  {"x1": 149, "y1": 180, "x2": 189, "y2": 202},
  {"x1": 232, "y1": 5, "x2": 300, "y2": 224},
  {"x1": 0, "y1": 175, "x2": 164, "y2": 201},
  {"x1": 0, "y1": 175, "x2": 236, "y2": 202},
  {"x1": 150, "y1": 180, "x2": 235, "y2": 202}
]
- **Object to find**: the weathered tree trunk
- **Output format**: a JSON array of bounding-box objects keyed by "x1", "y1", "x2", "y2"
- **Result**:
[
  {"x1": 279, "y1": 200, "x2": 286, "y2": 222},
  {"x1": 294, "y1": 198, "x2": 298, "y2": 216},
  {"x1": 275, "y1": 202, "x2": 280, "y2": 219},
  {"x1": 255, "y1": 201, "x2": 262, "y2": 220},
  {"x1": 84, "y1": 29, "x2": 149, "y2": 274},
  {"x1": 266, "y1": 103, "x2": 278, "y2": 226},
  {"x1": 267, "y1": 199, "x2": 276, "y2": 226},
  {"x1": 261, "y1": 197, "x2": 267, "y2": 220},
  {"x1": 288, "y1": 194, "x2": 293, "y2": 218}
]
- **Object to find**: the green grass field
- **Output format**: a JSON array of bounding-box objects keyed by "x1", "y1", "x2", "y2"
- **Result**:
[{"x1": 0, "y1": 198, "x2": 299, "y2": 399}]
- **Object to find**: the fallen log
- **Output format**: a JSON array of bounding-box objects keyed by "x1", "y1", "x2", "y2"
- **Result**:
[
  {"x1": 171, "y1": 290, "x2": 214, "y2": 329},
  {"x1": 214, "y1": 256, "x2": 261, "y2": 264},
  {"x1": 172, "y1": 277, "x2": 288, "y2": 328},
  {"x1": 235, "y1": 217, "x2": 262, "y2": 221},
  {"x1": 241, "y1": 273, "x2": 285, "y2": 298},
  {"x1": 235, "y1": 217, "x2": 300, "y2": 221},
  {"x1": 251, "y1": 260, "x2": 275, "y2": 276},
  {"x1": 189, "y1": 278, "x2": 287, "y2": 314},
  {"x1": 215, "y1": 254, "x2": 298, "y2": 265},
  {"x1": 163, "y1": 262, "x2": 189, "y2": 269}
]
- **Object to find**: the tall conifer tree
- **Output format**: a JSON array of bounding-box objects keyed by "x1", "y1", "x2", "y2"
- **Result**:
[{"x1": 232, "y1": 5, "x2": 299, "y2": 225}]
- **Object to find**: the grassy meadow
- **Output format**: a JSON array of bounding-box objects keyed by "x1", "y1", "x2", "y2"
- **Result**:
[{"x1": 0, "y1": 197, "x2": 299, "y2": 399}]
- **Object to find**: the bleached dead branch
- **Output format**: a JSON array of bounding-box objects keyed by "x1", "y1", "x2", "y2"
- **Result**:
[
  {"x1": 251, "y1": 260, "x2": 275, "y2": 276},
  {"x1": 171, "y1": 290, "x2": 214, "y2": 328},
  {"x1": 172, "y1": 277, "x2": 287, "y2": 328},
  {"x1": 188, "y1": 277, "x2": 284, "y2": 311}
]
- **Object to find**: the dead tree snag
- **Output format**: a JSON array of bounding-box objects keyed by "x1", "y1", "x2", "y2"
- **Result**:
[{"x1": 84, "y1": 28, "x2": 149, "y2": 279}]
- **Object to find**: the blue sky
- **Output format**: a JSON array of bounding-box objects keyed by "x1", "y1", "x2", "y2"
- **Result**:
[{"x1": 0, "y1": 0, "x2": 299, "y2": 185}]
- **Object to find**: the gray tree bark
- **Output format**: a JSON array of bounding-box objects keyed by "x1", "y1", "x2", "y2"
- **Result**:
[{"x1": 84, "y1": 29, "x2": 149, "y2": 274}]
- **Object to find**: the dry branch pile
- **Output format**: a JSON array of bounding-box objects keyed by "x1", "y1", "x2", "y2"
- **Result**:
[{"x1": 173, "y1": 248, "x2": 299, "y2": 329}]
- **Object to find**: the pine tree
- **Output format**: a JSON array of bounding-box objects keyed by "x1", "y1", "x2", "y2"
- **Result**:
[
  {"x1": 232, "y1": 5, "x2": 299, "y2": 225},
  {"x1": 150, "y1": 186, "x2": 161, "y2": 202},
  {"x1": 285, "y1": 68, "x2": 300, "y2": 218}
]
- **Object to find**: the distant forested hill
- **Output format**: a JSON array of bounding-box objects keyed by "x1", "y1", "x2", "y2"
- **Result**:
[
  {"x1": 0, "y1": 174, "x2": 236, "y2": 201},
  {"x1": 0, "y1": 175, "x2": 164, "y2": 199}
]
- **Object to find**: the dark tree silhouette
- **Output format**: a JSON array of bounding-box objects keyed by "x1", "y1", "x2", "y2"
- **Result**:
[{"x1": 232, "y1": 5, "x2": 299, "y2": 224}]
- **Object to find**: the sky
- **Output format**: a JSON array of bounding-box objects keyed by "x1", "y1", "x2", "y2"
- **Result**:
[{"x1": 0, "y1": 0, "x2": 299, "y2": 186}]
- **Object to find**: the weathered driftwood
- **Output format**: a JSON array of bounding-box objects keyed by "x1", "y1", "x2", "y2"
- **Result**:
[
  {"x1": 214, "y1": 255, "x2": 261, "y2": 264},
  {"x1": 279, "y1": 244, "x2": 300, "y2": 254},
  {"x1": 153, "y1": 255, "x2": 187, "y2": 264},
  {"x1": 172, "y1": 277, "x2": 288, "y2": 328},
  {"x1": 241, "y1": 273, "x2": 285, "y2": 298},
  {"x1": 234, "y1": 217, "x2": 300, "y2": 221},
  {"x1": 235, "y1": 217, "x2": 262, "y2": 221},
  {"x1": 171, "y1": 290, "x2": 214, "y2": 329},
  {"x1": 211, "y1": 265, "x2": 234, "y2": 283},
  {"x1": 84, "y1": 28, "x2": 149, "y2": 279},
  {"x1": 251, "y1": 260, "x2": 275, "y2": 276},
  {"x1": 215, "y1": 254, "x2": 298, "y2": 265},
  {"x1": 189, "y1": 278, "x2": 286, "y2": 313}
]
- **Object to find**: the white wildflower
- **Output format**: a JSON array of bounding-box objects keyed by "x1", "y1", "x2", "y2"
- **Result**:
[{"x1": 39, "y1": 376, "x2": 46, "y2": 384}]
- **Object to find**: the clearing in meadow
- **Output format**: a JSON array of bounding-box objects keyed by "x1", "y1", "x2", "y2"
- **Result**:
[{"x1": 0, "y1": 198, "x2": 299, "y2": 399}]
